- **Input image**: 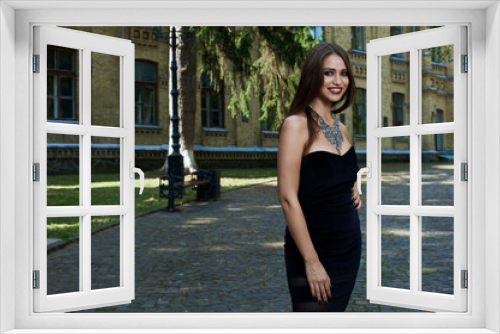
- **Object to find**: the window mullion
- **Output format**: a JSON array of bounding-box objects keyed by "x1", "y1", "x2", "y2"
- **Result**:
[
  {"x1": 82, "y1": 48, "x2": 92, "y2": 294},
  {"x1": 409, "y1": 47, "x2": 420, "y2": 295},
  {"x1": 81, "y1": 132, "x2": 91, "y2": 293}
]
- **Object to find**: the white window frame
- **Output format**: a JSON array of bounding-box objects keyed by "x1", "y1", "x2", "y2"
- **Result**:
[
  {"x1": 366, "y1": 26, "x2": 468, "y2": 312},
  {"x1": 1, "y1": 1, "x2": 498, "y2": 333},
  {"x1": 33, "y1": 25, "x2": 136, "y2": 313}
]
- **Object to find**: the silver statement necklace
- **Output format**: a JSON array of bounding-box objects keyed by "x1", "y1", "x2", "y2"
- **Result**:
[{"x1": 308, "y1": 104, "x2": 343, "y2": 155}]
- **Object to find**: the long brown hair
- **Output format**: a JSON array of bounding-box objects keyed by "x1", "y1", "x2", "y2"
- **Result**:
[{"x1": 280, "y1": 42, "x2": 356, "y2": 156}]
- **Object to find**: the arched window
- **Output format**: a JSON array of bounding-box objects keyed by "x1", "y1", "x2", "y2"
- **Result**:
[
  {"x1": 351, "y1": 27, "x2": 366, "y2": 51},
  {"x1": 392, "y1": 92, "x2": 405, "y2": 126},
  {"x1": 353, "y1": 88, "x2": 367, "y2": 135},
  {"x1": 435, "y1": 109, "x2": 444, "y2": 150},
  {"x1": 431, "y1": 47, "x2": 442, "y2": 63},
  {"x1": 201, "y1": 72, "x2": 224, "y2": 128},
  {"x1": 259, "y1": 79, "x2": 278, "y2": 131},
  {"x1": 135, "y1": 60, "x2": 158, "y2": 125}
]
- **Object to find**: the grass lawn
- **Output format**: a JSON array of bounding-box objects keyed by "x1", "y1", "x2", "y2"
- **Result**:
[{"x1": 47, "y1": 169, "x2": 277, "y2": 240}]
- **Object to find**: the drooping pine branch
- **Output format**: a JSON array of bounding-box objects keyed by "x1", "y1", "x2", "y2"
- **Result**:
[{"x1": 190, "y1": 26, "x2": 320, "y2": 129}]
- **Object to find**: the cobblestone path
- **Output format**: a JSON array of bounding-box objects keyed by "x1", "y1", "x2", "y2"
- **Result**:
[{"x1": 45, "y1": 162, "x2": 455, "y2": 313}]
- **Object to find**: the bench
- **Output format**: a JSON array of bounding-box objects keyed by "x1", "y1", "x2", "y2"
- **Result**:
[{"x1": 159, "y1": 169, "x2": 220, "y2": 212}]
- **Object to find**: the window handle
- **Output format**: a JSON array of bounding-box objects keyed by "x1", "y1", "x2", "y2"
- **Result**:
[
  {"x1": 129, "y1": 162, "x2": 144, "y2": 195},
  {"x1": 357, "y1": 162, "x2": 371, "y2": 195}
]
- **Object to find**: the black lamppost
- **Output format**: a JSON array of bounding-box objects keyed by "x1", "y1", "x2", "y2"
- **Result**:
[
  {"x1": 167, "y1": 26, "x2": 184, "y2": 210},
  {"x1": 157, "y1": 26, "x2": 196, "y2": 211}
]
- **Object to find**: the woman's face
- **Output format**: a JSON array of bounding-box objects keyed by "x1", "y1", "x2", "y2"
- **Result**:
[{"x1": 317, "y1": 53, "x2": 349, "y2": 104}]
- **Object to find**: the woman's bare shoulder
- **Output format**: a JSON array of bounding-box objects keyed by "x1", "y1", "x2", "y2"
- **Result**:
[{"x1": 282, "y1": 113, "x2": 307, "y2": 132}]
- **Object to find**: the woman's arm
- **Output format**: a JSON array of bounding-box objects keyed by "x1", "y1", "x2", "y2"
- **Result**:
[{"x1": 278, "y1": 115, "x2": 331, "y2": 303}]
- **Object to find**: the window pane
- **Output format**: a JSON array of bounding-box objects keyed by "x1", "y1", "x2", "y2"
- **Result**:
[
  {"x1": 135, "y1": 61, "x2": 157, "y2": 82},
  {"x1": 47, "y1": 97, "x2": 55, "y2": 120},
  {"x1": 381, "y1": 137, "x2": 410, "y2": 205},
  {"x1": 60, "y1": 76, "x2": 74, "y2": 97},
  {"x1": 47, "y1": 75, "x2": 55, "y2": 96},
  {"x1": 201, "y1": 91, "x2": 210, "y2": 127},
  {"x1": 91, "y1": 137, "x2": 121, "y2": 206},
  {"x1": 390, "y1": 26, "x2": 403, "y2": 36},
  {"x1": 142, "y1": 87, "x2": 156, "y2": 125},
  {"x1": 421, "y1": 44, "x2": 454, "y2": 124},
  {"x1": 135, "y1": 82, "x2": 157, "y2": 125},
  {"x1": 47, "y1": 46, "x2": 79, "y2": 122},
  {"x1": 421, "y1": 134, "x2": 454, "y2": 206},
  {"x1": 381, "y1": 52, "x2": 410, "y2": 127},
  {"x1": 354, "y1": 88, "x2": 366, "y2": 135},
  {"x1": 47, "y1": 216, "x2": 80, "y2": 295},
  {"x1": 135, "y1": 86, "x2": 142, "y2": 124},
  {"x1": 202, "y1": 109, "x2": 208, "y2": 127},
  {"x1": 47, "y1": 134, "x2": 80, "y2": 206},
  {"x1": 211, "y1": 92, "x2": 222, "y2": 127},
  {"x1": 58, "y1": 48, "x2": 75, "y2": 71},
  {"x1": 143, "y1": 107, "x2": 153, "y2": 125},
  {"x1": 47, "y1": 48, "x2": 56, "y2": 70},
  {"x1": 381, "y1": 215, "x2": 410, "y2": 289},
  {"x1": 92, "y1": 52, "x2": 121, "y2": 127},
  {"x1": 91, "y1": 215, "x2": 121, "y2": 290},
  {"x1": 144, "y1": 87, "x2": 155, "y2": 105},
  {"x1": 421, "y1": 216, "x2": 454, "y2": 294},
  {"x1": 61, "y1": 99, "x2": 75, "y2": 119},
  {"x1": 352, "y1": 27, "x2": 365, "y2": 51},
  {"x1": 201, "y1": 72, "x2": 211, "y2": 88},
  {"x1": 211, "y1": 110, "x2": 219, "y2": 127},
  {"x1": 392, "y1": 93, "x2": 405, "y2": 126}
]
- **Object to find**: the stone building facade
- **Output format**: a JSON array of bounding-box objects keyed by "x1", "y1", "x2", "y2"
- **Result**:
[{"x1": 47, "y1": 26, "x2": 454, "y2": 173}]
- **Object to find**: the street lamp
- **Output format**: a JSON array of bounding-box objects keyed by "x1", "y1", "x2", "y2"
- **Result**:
[
  {"x1": 167, "y1": 26, "x2": 183, "y2": 211},
  {"x1": 157, "y1": 26, "x2": 194, "y2": 211}
]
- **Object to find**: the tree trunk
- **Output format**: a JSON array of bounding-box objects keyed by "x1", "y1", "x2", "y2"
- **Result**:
[{"x1": 161, "y1": 26, "x2": 198, "y2": 174}]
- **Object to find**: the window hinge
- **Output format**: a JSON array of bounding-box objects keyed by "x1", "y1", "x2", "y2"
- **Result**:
[
  {"x1": 33, "y1": 270, "x2": 40, "y2": 289},
  {"x1": 33, "y1": 54, "x2": 40, "y2": 73},
  {"x1": 33, "y1": 163, "x2": 40, "y2": 182},
  {"x1": 461, "y1": 162, "x2": 468, "y2": 181},
  {"x1": 461, "y1": 270, "x2": 468, "y2": 289},
  {"x1": 461, "y1": 54, "x2": 468, "y2": 73}
]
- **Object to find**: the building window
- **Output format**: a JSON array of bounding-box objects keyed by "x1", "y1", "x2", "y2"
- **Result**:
[
  {"x1": 392, "y1": 92, "x2": 405, "y2": 126},
  {"x1": 435, "y1": 109, "x2": 444, "y2": 150},
  {"x1": 260, "y1": 105, "x2": 277, "y2": 131},
  {"x1": 47, "y1": 46, "x2": 77, "y2": 121},
  {"x1": 135, "y1": 60, "x2": 158, "y2": 125},
  {"x1": 431, "y1": 47, "x2": 442, "y2": 63},
  {"x1": 391, "y1": 26, "x2": 403, "y2": 36},
  {"x1": 353, "y1": 88, "x2": 366, "y2": 135},
  {"x1": 351, "y1": 27, "x2": 366, "y2": 51},
  {"x1": 309, "y1": 26, "x2": 324, "y2": 41},
  {"x1": 390, "y1": 26, "x2": 404, "y2": 58},
  {"x1": 201, "y1": 72, "x2": 224, "y2": 128},
  {"x1": 259, "y1": 80, "x2": 278, "y2": 131}
]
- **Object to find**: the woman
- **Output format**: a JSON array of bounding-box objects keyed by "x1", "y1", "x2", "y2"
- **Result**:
[{"x1": 278, "y1": 42, "x2": 362, "y2": 312}]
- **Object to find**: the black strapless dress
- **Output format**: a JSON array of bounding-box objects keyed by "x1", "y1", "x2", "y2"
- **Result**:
[{"x1": 284, "y1": 146, "x2": 362, "y2": 312}]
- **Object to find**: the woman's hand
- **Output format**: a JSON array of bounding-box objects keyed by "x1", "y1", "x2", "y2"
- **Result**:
[
  {"x1": 305, "y1": 259, "x2": 331, "y2": 303},
  {"x1": 352, "y1": 182, "x2": 362, "y2": 211}
]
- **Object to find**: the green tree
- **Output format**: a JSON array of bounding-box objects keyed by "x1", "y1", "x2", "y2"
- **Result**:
[
  {"x1": 162, "y1": 26, "x2": 320, "y2": 174},
  {"x1": 193, "y1": 26, "x2": 320, "y2": 130}
]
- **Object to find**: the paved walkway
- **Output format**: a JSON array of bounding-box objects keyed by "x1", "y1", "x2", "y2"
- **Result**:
[{"x1": 46, "y1": 162, "x2": 454, "y2": 313}]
